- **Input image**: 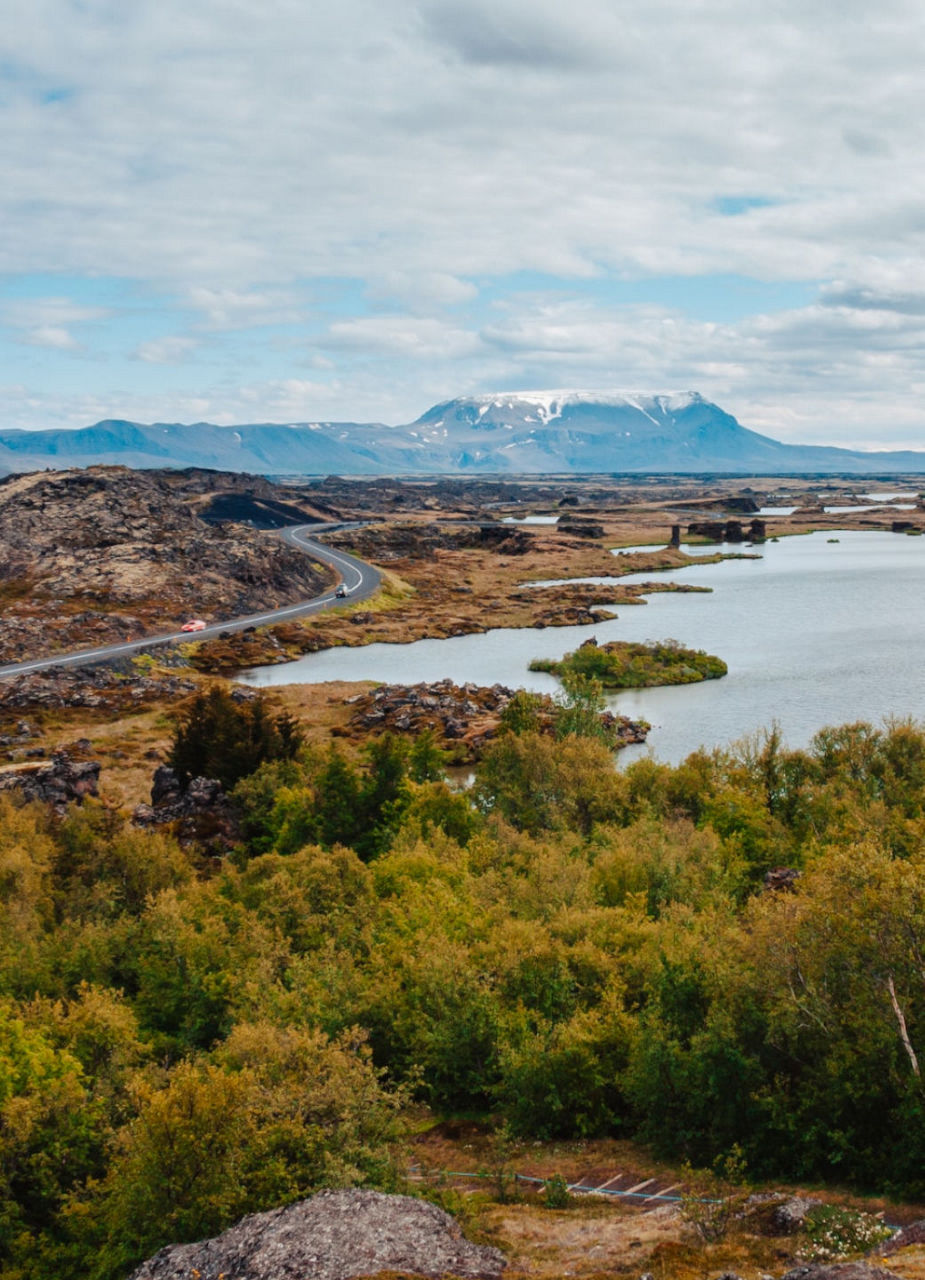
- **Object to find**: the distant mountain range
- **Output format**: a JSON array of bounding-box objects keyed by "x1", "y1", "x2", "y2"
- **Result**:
[{"x1": 3, "y1": 391, "x2": 925, "y2": 476}]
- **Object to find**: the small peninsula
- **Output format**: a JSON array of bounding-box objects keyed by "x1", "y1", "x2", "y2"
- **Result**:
[{"x1": 530, "y1": 635, "x2": 728, "y2": 688}]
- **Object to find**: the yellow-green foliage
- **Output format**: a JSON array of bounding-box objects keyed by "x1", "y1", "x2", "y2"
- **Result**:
[
  {"x1": 530, "y1": 637, "x2": 727, "y2": 688},
  {"x1": 4, "y1": 718, "x2": 925, "y2": 1276}
]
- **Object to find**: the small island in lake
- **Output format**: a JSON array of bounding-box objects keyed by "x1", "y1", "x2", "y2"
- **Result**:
[{"x1": 530, "y1": 636, "x2": 727, "y2": 688}]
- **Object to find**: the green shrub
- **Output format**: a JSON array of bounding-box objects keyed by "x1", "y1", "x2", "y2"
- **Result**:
[
  {"x1": 543, "y1": 1173, "x2": 572, "y2": 1209},
  {"x1": 802, "y1": 1204, "x2": 893, "y2": 1261}
]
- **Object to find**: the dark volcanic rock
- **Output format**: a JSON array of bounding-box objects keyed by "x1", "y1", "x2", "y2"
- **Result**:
[
  {"x1": 764, "y1": 867, "x2": 802, "y2": 893},
  {"x1": 0, "y1": 665, "x2": 196, "y2": 714},
  {"x1": 0, "y1": 467, "x2": 332, "y2": 663},
  {"x1": 0, "y1": 749, "x2": 100, "y2": 814},
  {"x1": 687, "y1": 518, "x2": 767, "y2": 543},
  {"x1": 126, "y1": 1188, "x2": 507, "y2": 1280},
  {"x1": 133, "y1": 766, "x2": 240, "y2": 849},
  {"x1": 324, "y1": 521, "x2": 533, "y2": 562},
  {"x1": 345, "y1": 679, "x2": 648, "y2": 760},
  {"x1": 557, "y1": 514, "x2": 605, "y2": 537}
]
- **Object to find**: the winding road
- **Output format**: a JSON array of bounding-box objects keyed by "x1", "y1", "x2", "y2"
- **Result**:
[{"x1": 0, "y1": 524, "x2": 380, "y2": 681}]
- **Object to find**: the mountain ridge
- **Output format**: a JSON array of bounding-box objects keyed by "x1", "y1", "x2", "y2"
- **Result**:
[{"x1": 2, "y1": 391, "x2": 924, "y2": 476}]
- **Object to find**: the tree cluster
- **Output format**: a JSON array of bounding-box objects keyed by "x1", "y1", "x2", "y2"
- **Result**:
[
  {"x1": 530, "y1": 637, "x2": 727, "y2": 688},
  {"x1": 3, "y1": 712, "x2": 925, "y2": 1277}
]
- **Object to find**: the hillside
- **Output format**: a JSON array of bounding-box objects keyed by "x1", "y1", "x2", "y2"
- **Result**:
[
  {"x1": 2, "y1": 390, "x2": 925, "y2": 475},
  {"x1": 0, "y1": 467, "x2": 331, "y2": 663}
]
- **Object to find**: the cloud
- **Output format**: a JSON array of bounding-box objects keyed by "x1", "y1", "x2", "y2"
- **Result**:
[
  {"x1": 22, "y1": 325, "x2": 81, "y2": 350},
  {"x1": 133, "y1": 336, "x2": 200, "y2": 363},
  {"x1": 1, "y1": 298, "x2": 108, "y2": 328},
  {"x1": 184, "y1": 287, "x2": 303, "y2": 330},
  {"x1": 323, "y1": 315, "x2": 483, "y2": 359},
  {"x1": 1, "y1": 296, "x2": 108, "y2": 353},
  {"x1": 3, "y1": 0, "x2": 925, "y2": 444},
  {"x1": 367, "y1": 271, "x2": 479, "y2": 310},
  {"x1": 419, "y1": 0, "x2": 612, "y2": 69},
  {"x1": 2, "y1": 0, "x2": 921, "y2": 289}
]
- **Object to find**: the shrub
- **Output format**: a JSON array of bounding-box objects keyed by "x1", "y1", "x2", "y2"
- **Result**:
[{"x1": 801, "y1": 1204, "x2": 893, "y2": 1261}]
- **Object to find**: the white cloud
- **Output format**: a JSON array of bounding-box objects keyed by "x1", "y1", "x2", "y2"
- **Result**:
[
  {"x1": 22, "y1": 325, "x2": 81, "y2": 350},
  {"x1": 324, "y1": 314, "x2": 483, "y2": 359},
  {"x1": 2, "y1": 0, "x2": 923, "y2": 288},
  {"x1": 4, "y1": 0, "x2": 925, "y2": 443},
  {"x1": 367, "y1": 271, "x2": 479, "y2": 310},
  {"x1": 2, "y1": 298, "x2": 108, "y2": 328},
  {"x1": 184, "y1": 286, "x2": 302, "y2": 330},
  {"x1": 133, "y1": 336, "x2": 200, "y2": 363}
]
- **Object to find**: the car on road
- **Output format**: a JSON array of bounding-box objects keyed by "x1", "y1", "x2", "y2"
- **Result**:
[
  {"x1": 335, "y1": 584, "x2": 348, "y2": 598},
  {"x1": 181, "y1": 619, "x2": 207, "y2": 632}
]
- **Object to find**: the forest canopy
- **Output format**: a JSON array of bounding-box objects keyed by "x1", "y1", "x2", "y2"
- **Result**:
[{"x1": 2, "y1": 712, "x2": 925, "y2": 1278}]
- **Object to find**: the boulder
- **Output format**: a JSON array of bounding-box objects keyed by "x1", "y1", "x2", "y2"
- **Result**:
[
  {"x1": 771, "y1": 1197, "x2": 823, "y2": 1234},
  {"x1": 0, "y1": 749, "x2": 100, "y2": 814},
  {"x1": 126, "y1": 1189, "x2": 507, "y2": 1280},
  {"x1": 133, "y1": 766, "x2": 239, "y2": 849}
]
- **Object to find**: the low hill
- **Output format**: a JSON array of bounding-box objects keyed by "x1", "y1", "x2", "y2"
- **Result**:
[{"x1": 0, "y1": 467, "x2": 331, "y2": 664}]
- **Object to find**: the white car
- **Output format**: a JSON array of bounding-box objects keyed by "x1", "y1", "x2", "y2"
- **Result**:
[
  {"x1": 335, "y1": 584, "x2": 348, "y2": 598},
  {"x1": 181, "y1": 618, "x2": 207, "y2": 633}
]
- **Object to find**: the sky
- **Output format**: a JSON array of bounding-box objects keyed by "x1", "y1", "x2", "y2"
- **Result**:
[{"x1": 3, "y1": 0, "x2": 925, "y2": 448}]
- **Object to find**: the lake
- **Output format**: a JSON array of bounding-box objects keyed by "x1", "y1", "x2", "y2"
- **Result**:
[{"x1": 239, "y1": 530, "x2": 925, "y2": 764}]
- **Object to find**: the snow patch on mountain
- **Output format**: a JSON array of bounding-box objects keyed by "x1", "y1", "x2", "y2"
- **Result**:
[{"x1": 454, "y1": 389, "x2": 702, "y2": 422}]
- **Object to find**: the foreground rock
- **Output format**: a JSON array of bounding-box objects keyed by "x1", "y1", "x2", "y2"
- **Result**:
[
  {"x1": 0, "y1": 749, "x2": 100, "y2": 813},
  {"x1": 127, "y1": 1189, "x2": 507, "y2": 1280}
]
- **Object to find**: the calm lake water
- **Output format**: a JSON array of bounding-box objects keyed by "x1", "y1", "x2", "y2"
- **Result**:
[{"x1": 240, "y1": 530, "x2": 925, "y2": 764}]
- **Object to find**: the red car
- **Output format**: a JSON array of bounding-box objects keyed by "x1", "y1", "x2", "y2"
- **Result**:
[{"x1": 181, "y1": 619, "x2": 207, "y2": 633}]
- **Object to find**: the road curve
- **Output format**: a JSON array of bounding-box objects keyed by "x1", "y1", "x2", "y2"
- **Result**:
[{"x1": 0, "y1": 524, "x2": 381, "y2": 681}]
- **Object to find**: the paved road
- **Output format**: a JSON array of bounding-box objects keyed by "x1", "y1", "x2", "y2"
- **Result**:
[{"x1": 0, "y1": 524, "x2": 380, "y2": 681}]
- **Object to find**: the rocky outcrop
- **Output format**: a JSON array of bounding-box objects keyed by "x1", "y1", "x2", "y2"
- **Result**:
[
  {"x1": 0, "y1": 749, "x2": 100, "y2": 813},
  {"x1": 557, "y1": 514, "x2": 605, "y2": 537},
  {"x1": 133, "y1": 765, "x2": 240, "y2": 849},
  {"x1": 344, "y1": 679, "x2": 648, "y2": 759},
  {"x1": 0, "y1": 664, "x2": 197, "y2": 715},
  {"x1": 686, "y1": 518, "x2": 766, "y2": 542},
  {"x1": 770, "y1": 1196, "x2": 824, "y2": 1234},
  {"x1": 126, "y1": 1189, "x2": 507, "y2": 1280},
  {"x1": 323, "y1": 521, "x2": 533, "y2": 562},
  {"x1": 0, "y1": 467, "x2": 332, "y2": 663}
]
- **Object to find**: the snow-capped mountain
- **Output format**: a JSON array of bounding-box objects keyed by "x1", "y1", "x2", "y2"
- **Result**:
[
  {"x1": 1, "y1": 391, "x2": 924, "y2": 475},
  {"x1": 409, "y1": 390, "x2": 776, "y2": 471}
]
